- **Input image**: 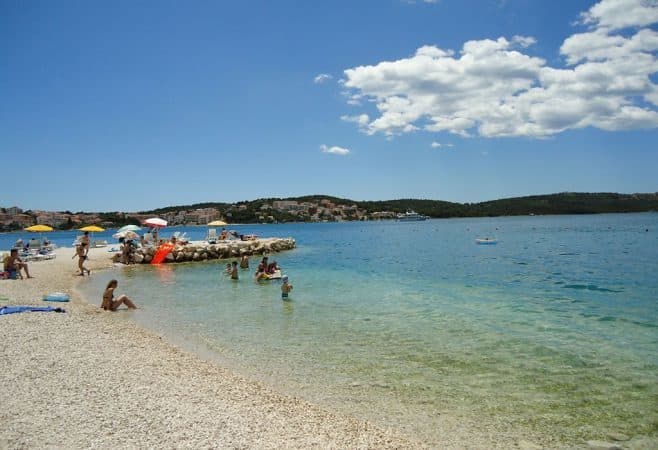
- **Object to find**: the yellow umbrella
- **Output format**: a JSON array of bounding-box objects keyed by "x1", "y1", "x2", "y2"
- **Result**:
[
  {"x1": 25, "y1": 224, "x2": 54, "y2": 232},
  {"x1": 79, "y1": 225, "x2": 105, "y2": 232},
  {"x1": 207, "y1": 220, "x2": 227, "y2": 226}
]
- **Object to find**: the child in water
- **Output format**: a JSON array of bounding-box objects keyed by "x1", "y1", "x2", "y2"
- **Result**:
[
  {"x1": 281, "y1": 275, "x2": 293, "y2": 299},
  {"x1": 230, "y1": 261, "x2": 239, "y2": 280}
]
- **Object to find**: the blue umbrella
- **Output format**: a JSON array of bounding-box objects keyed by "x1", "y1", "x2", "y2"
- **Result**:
[{"x1": 117, "y1": 224, "x2": 142, "y2": 233}]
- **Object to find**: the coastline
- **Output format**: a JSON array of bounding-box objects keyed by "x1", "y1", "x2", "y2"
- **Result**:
[{"x1": 0, "y1": 247, "x2": 417, "y2": 449}]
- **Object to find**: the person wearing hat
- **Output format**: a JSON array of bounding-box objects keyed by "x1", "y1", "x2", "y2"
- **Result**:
[{"x1": 281, "y1": 275, "x2": 293, "y2": 299}]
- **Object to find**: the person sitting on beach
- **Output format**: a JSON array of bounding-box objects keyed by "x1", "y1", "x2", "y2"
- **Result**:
[
  {"x1": 219, "y1": 228, "x2": 228, "y2": 241},
  {"x1": 72, "y1": 244, "x2": 90, "y2": 276},
  {"x1": 230, "y1": 261, "x2": 239, "y2": 280},
  {"x1": 4, "y1": 249, "x2": 33, "y2": 279},
  {"x1": 281, "y1": 275, "x2": 293, "y2": 299},
  {"x1": 239, "y1": 254, "x2": 249, "y2": 269},
  {"x1": 102, "y1": 279, "x2": 137, "y2": 311}
]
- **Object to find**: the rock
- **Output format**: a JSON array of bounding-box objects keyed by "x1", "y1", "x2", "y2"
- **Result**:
[
  {"x1": 607, "y1": 433, "x2": 630, "y2": 442},
  {"x1": 192, "y1": 252, "x2": 200, "y2": 261},
  {"x1": 133, "y1": 253, "x2": 144, "y2": 264},
  {"x1": 586, "y1": 440, "x2": 622, "y2": 450},
  {"x1": 143, "y1": 254, "x2": 152, "y2": 263},
  {"x1": 165, "y1": 253, "x2": 174, "y2": 262},
  {"x1": 627, "y1": 436, "x2": 658, "y2": 450}
]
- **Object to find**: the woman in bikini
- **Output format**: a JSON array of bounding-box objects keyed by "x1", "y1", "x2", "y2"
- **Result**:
[
  {"x1": 72, "y1": 244, "x2": 90, "y2": 276},
  {"x1": 101, "y1": 279, "x2": 137, "y2": 311},
  {"x1": 80, "y1": 231, "x2": 90, "y2": 256}
]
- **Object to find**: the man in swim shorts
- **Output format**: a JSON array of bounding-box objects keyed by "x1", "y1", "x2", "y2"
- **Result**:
[{"x1": 4, "y1": 249, "x2": 33, "y2": 279}]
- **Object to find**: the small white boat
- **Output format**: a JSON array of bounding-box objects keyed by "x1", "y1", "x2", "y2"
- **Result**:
[
  {"x1": 397, "y1": 210, "x2": 428, "y2": 221},
  {"x1": 476, "y1": 238, "x2": 497, "y2": 245}
]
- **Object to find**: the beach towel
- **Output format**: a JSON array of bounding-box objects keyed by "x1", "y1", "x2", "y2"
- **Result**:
[{"x1": 0, "y1": 306, "x2": 65, "y2": 315}]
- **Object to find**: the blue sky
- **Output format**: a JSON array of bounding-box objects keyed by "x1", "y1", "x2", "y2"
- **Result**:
[{"x1": 2, "y1": 0, "x2": 657, "y2": 212}]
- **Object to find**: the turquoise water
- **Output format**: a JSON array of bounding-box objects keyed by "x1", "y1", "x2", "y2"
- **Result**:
[{"x1": 77, "y1": 214, "x2": 658, "y2": 445}]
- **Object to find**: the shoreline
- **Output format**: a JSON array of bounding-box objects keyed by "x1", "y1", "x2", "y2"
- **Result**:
[{"x1": 0, "y1": 247, "x2": 418, "y2": 448}]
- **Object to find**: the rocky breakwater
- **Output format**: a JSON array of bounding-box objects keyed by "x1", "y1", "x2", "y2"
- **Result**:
[{"x1": 113, "y1": 238, "x2": 296, "y2": 264}]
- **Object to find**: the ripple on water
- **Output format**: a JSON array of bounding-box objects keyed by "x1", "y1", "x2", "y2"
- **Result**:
[{"x1": 562, "y1": 284, "x2": 623, "y2": 293}]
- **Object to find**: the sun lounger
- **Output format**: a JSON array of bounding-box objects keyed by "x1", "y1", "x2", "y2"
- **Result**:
[{"x1": 207, "y1": 229, "x2": 218, "y2": 244}]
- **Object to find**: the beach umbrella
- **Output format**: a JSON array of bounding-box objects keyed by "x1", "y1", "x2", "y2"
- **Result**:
[
  {"x1": 116, "y1": 224, "x2": 142, "y2": 233},
  {"x1": 144, "y1": 217, "x2": 167, "y2": 228},
  {"x1": 113, "y1": 230, "x2": 140, "y2": 240},
  {"x1": 25, "y1": 224, "x2": 54, "y2": 232},
  {"x1": 79, "y1": 225, "x2": 105, "y2": 232},
  {"x1": 24, "y1": 224, "x2": 54, "y2": 245},
  {"x1": 207, "y1": 220, "x2": 227, "y2": 226}
]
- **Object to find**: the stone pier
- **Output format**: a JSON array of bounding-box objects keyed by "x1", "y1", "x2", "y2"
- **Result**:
[{"x1": 112, "y1": 237, "x2": 296, "y2": 264}]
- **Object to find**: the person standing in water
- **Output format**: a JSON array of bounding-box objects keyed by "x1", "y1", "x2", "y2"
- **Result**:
[
  {"x1": 230, "y1": 261, "x2": 239, "y2": 280},
  {"x1": 239, "y1": 254, "x2": 249, "y2": 269},
  {"x1": 281, "y1": 275, "x2": 293, "y2": 299}
]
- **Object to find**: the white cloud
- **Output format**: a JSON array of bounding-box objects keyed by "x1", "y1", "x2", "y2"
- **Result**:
[
  {"x1": 320, "y1": 144, "x2": 350, "y2": 155},
  {"x1": 341, "y1": 0, "x2": 658, "y2": 139},
  {"x1": 341, "y1": 114, "x2": 370, "y2": 127},
  {"x1": 314, "y1": 73, "x2": 333, "y2": 84},
  {"x1": 580, "y1": 0, "x2": 658, "y2": 30},
  {"x1": 431, "y1": 141, "x2": 454, "y2": 148}
]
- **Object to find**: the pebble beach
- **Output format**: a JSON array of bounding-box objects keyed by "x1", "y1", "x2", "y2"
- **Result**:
[{"x1": 0, "y1": 247, "x2": 417, "y2": 449}]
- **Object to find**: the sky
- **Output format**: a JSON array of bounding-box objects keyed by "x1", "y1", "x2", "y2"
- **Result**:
[{"x1": 2, "y1": 0, "x2": 657, "y2": 212}]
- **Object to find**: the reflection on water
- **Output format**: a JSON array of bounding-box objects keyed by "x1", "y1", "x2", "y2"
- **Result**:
[{"x1": 78, "y1": 214, "x2": 658, "y2": 446}]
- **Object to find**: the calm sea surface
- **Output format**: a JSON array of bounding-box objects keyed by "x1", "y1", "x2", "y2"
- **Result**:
[{"x1": 7, "y1": 214, "x2": 657, "y2": 445}]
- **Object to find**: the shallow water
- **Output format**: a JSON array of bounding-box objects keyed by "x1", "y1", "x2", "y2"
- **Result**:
[{"x1": 76, "y1": 214, "x2": 658, "y2": 445}]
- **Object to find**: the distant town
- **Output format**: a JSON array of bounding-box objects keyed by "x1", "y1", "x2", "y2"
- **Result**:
[
  {"x1": 0, "y1": 198, "x2": 390, "y2": 231},
  {"x1": 2, "y1": 192, "x2": 657, "y2": 231}
]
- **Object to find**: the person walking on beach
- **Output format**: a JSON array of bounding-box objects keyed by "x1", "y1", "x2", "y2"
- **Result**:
[
  {"x1": 72, "y1": 244, "x2": 90, "y2": 276},
  {"x1": 80, "y1": 231, "x2": 90, "y2": 256},
  {"x1": 101, "y1": 279, "x2": 137, "y2": 311},
  {"x1": 230, "y1": 261, "x2": 239, "y2": 280},
  {"x1": 281, "y1": 275, "x2": 293, "y2": 299}
]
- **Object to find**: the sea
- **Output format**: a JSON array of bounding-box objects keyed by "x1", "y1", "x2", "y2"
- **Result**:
[{"x1": 3, "y1": 213, "x2": 657, "y2": 445}]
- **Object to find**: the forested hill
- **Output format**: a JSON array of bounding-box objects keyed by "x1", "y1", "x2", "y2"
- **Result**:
[
  {"x1": 356, "y1": 192, "x2": 658, "y2": 218},
  {"x1": 142, "y1": 192, "x2": 658, "y2": 219}
]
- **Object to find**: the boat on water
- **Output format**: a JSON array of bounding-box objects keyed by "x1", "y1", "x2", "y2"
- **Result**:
[
  {"x1": 396, "y1": 210, "x2": 428, "y2": 222},
  {"x1": 475, "y1": 238, "x2": 497, "y2": 245}
]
